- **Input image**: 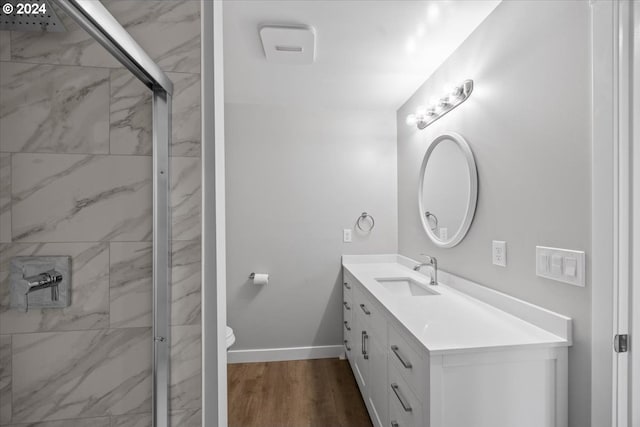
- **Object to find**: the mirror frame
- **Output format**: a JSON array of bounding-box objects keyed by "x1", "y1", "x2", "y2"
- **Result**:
[{"x1": 417, "y1": 132, "x2": 478, "y2": 248}]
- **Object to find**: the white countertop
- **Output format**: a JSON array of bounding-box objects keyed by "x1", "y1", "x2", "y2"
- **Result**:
[{"x1": 343, "y1": 257, "x2": 571, "y2": 356}]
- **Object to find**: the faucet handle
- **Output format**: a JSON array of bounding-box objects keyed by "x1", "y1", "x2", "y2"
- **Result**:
[{"x1": 419, "y1": 253, "x2": 436, "y2": 263}]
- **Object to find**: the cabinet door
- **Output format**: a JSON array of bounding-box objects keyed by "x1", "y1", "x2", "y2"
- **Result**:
[
  {"x1": 352, "y1": 303, "x2": 369, "y2": 395},
  {"x1": 368, "y1": 335, "x2": 388, "y2": 427}
]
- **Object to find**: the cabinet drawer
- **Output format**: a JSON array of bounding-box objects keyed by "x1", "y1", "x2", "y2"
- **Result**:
[
  {"x1": 343, "y1": 318, "x2": 353, "y2": 335},
  {"x1": 388, "y1": 323, "x2": 425, "y2": 400},
  {"x1": 354, "y1": 286, "x2": 387, "y2": 348},
  {"x1": 343, "y1": 293, "x2": 353, "y2": 323},
  {"x1": 343, "y1": 317, "x2": 353, "y2": 356},
  {"x1": 389, "y1": 363, "x2": 423, "y2": 427},
  {"x1": 343, "y1": 269, "x2": 355, "y2": 297},
  {"x1": 343, "y1": 336, "x2": 353, "y2": 356}
]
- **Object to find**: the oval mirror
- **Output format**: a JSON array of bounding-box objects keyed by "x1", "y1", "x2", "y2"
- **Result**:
[{"x1": 418, "y1": 132, "x2": 478, "y2": 248}]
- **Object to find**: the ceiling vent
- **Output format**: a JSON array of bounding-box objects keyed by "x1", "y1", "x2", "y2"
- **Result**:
[{"x1": 259, "y1": 24, "x2": 316, "y2": 65}]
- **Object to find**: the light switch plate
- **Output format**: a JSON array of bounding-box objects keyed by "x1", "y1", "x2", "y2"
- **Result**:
[
  {"x1": 536, "y1": 246, "x2": 585, "y2": 287},
  {"x1": 492, "y1": 240, "x2": 507, "y2": 267},
  {"x1": 343, "y1": 229, "x2": 352, "y2": 243}
]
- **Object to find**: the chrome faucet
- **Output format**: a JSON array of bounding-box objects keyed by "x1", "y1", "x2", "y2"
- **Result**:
[
  {"x1": 413, "y1": 254, "x2": 438, "y2": 286},
  {"x1": 19, "y1": 269, "x2": 62, "y2": 312}
]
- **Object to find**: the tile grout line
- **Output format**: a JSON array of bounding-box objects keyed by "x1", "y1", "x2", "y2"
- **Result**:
[
  {"x1": 0, "y1": 58, "x2": 202, "y2": 76},
  {"x1": 0, "y1": 239, "x2": 198, "y2": 244},
  {"x1": 1, "y1": 323, "x2": 201, "y2": 337},
  {"x1": 2, "y1": 152, "x2": 201, "y2": 158}
]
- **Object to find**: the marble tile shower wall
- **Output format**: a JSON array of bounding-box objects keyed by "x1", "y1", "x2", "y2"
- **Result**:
[{"x1": 0, "y1": 1, "x2": 202, "y2": 426}]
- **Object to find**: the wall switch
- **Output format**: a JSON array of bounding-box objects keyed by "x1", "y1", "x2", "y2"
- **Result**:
[
  {"x1": 343, "y1": 229, "x2": 352, "y2": 243},
  {"x1": 536, "y1": 246, "x2": 585, "y2": 287},
  {"x1": 551, "y1": 254, "x2": 563, "y2": 275},
  {"x1": 538, "y1": 254, "x2": 550, "y2": 273},
  {"x1": 492, "y1": 240, "x2": 507, "y2": 267},
  {"x1": 564, "y1": 257, "x2": 577, "y2": 277}
]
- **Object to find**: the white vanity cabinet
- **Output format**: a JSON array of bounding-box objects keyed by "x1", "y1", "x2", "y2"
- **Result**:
[{"x1": 342, "y1": 258, "x2": 571, "y2": 427}]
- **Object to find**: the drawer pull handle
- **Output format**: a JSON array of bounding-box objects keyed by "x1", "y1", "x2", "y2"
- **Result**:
[
  {"x1": 343, "y1": 301, "x2": 351, "y2": 310},
  {"x1": 362, "y1": 331, "x2": 369, "y2": 360},
  {"x1": 344, "y1": 321, "x2": 351, "y2": 331},
  {"x1": 344, "y1": 282, "x2": 351, "y2": 290},
  {"x1": 391, "y1": 422, "x2": 400, "y2": 427},
  {"x1": 391, "y1": 345, "x2": 412, "y2": 369},
  {"x1": 344, "y1": 340, "x2": 351, "y2": 351},
  {"x1": 360, "y1": 304, "x2": 371, "y2": 315},
  {"x1": 391, "y1": 383, "x2": 412, "y2": 412}
]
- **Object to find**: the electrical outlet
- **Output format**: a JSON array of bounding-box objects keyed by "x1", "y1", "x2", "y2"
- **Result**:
[
  {"x1": 492, "y1": 240, "x2": 507, "y2": 267},
  {"x1": 343, "y1": 229, "x2": 352, "y2": 243}
]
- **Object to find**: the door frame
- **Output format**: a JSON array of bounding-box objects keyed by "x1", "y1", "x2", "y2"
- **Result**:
[
  {"x1": 591, "y1": 0, "x2": 634, "y2": 425},
  {"x1": 632, "y1": 3, "x2": 640, "y2": 424},
  {"x1": 202, "y1": 1, "x2": 228, "y2": 426}
]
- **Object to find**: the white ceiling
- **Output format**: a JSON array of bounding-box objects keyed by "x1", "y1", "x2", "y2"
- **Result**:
[{"x1": 222, "y1": 0, "x2": 501, "y2": 110}]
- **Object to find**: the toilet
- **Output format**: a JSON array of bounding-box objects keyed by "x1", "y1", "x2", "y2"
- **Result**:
[{"x1": 226, "y1": 326, "x2": 236, "y2": 349}]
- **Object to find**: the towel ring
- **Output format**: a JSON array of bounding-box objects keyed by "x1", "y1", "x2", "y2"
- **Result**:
[
  {"x1": 356, "y1": 212, "x2": 375, "y2": 232},
  {"x1": 425, "y1": 211, "x2": 438, "y2": 231}
]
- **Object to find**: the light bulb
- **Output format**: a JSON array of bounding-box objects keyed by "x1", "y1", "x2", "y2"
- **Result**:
[
  {"x1": 448, "y1": 85, "x2": 463, "y2": 102},
  {"x1": 434, "y1": 99, "x2": 447, "y2": 113},
  {"x1": 406, "y1": 114, "x2": 417, "y2": 126}
]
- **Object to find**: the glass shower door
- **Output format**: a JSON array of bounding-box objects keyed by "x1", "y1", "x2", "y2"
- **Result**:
[{"x1": 0, "y1": 1, "x2": 202, "y2": 426}]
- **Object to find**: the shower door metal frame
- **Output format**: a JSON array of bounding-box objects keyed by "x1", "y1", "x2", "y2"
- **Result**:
[{"x1": 51, "y1": 1, "x2": 173, "y2": 427}]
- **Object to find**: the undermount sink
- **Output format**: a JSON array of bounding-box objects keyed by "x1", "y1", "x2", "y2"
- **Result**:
[{"x1": 375, "y1": 277, "x2": 440, "y2": 297}]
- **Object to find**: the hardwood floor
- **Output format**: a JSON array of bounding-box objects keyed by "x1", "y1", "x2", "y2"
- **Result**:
[{"x1": 228, "y1": 358, "x2": 373, "y2": 427}]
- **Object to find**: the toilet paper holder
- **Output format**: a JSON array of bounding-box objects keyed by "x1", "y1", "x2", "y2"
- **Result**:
[{"x1": 248, "y1": 272, "x2": 269, "y2": 285}]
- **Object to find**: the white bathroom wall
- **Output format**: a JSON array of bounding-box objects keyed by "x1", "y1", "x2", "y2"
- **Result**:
[
  {"x1": 397, "y1": 1, "x2": 591, "y2": 426},
  {"x1": 225, "y1": 103, "x2": 397, "y2": 353}
]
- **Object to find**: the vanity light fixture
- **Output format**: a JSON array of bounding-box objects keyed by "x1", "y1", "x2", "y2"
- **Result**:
[{"x1": 406, "y1": 79, "x2": 474, "y2": 130}]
